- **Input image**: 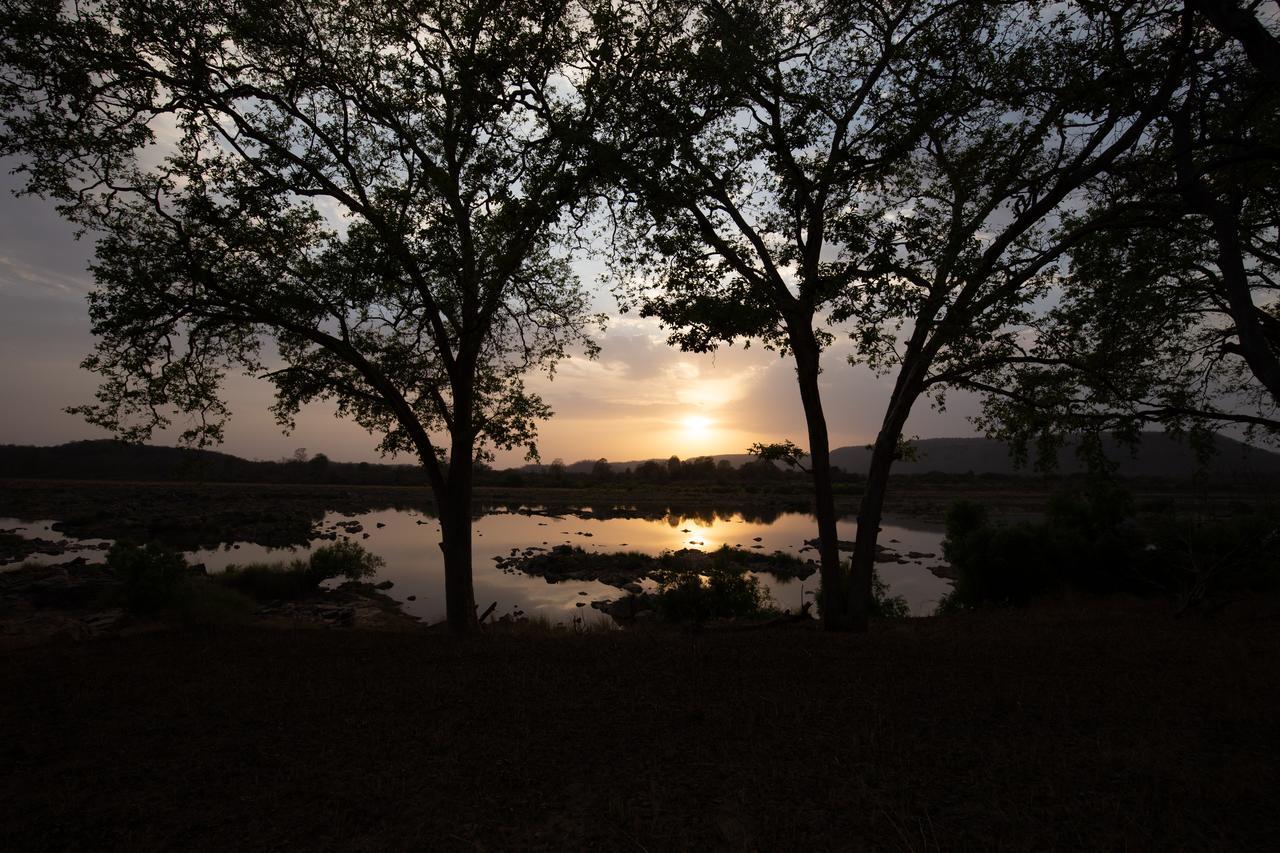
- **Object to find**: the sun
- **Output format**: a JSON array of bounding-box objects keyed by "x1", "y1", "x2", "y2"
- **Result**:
[{"x1": 682, "y1": 414, "x2": 712, "y2": 439}]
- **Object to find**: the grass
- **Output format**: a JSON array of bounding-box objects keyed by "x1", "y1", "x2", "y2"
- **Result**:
[
  {"x1": 1, "y1": 603, "x2": 1276, "y2": 851},
  {"x1": 215, "y1": 560, "x2": 317, "y2": 601},
  {"x1": 214, "y1": 542, "x2": 385, "y2": 603}
]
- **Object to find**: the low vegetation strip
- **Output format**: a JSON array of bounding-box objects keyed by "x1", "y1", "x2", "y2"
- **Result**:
[{"x1": 1, "y1": 609, "x2": 1276, "y2": 851}]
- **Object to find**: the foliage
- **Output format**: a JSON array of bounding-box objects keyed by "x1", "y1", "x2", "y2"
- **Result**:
[
  {"x1": 748, "y1": 441, "x2": 808, "y2": 472},
  {"x1": 0, "y1": 0, "x2": 623, "y2": 634},
  {"x1": 813, "y1": 566, "x2": 910, "y2": 620},
  {"x1": 869, "y1": 569, "x2": 911, "y2": 620},
  {"x1": 1143, "y1": 511, "x2": 1280, "y2": 609},
  {"x1": 971, "y1": 3, "x2": 1280, "y2": 448},
  {"x1": 602, "y1": 0, "x2": 1185, "y2": 629},
  {"x1": 216, "y1": 560, "x2": 316, "y2": 602},
  {"x1": 217, "y1": 541, "x2": 384, "y2": 602},
  {"x1": 307, "y1": 541, "x2": 385, "y2": 583},
  {"x1": 653, "y1": 547, "x2": 768, "y2": 622},
  {"x1": 107, "y1": 541, "x2": 191, "y2": 614},
  {"x1": 940, "y1": 490, "x2": 1280, "y2": 611}
]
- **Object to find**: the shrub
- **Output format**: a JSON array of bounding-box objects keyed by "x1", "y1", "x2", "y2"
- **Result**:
[
  {"x1": 217, "y1": 541, "x2": 385, "y2": 602},
  {"x1": 869, "y1": 568, "x2": 910, "y2": 619},
  {"x1": 307, "y1": 540, "x2": 385, "y2": 584},
  {"x1": 217, "y1": 559, "x2": 315, "y2": 601},
  {"x1": 1143, "y1": 512, "x2": 1280, "y2": 606},
  {"x1": 107, "y1": 541, "x2": 190, "y2": 613},
  {"x1": 812, "y1": 566, "x2": 910, "y2": 620},
  {"x1": 937, "y1": 487, "x2": 1279, "y2": 611},
  {"x1": 653, "y1": 548, "x2": 768, "y2": 621}
]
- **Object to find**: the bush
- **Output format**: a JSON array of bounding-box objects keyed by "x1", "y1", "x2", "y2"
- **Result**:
[
  {"x1": 1143, "y1": 512, "x2": 1280, "y2": 606},
  {"x1": 938, "y1": 488, "x2": 1278, "y2": 611},
  {"x1": 217, "y1": 541, "x2": 385, "y2": 602},
  {"x1": 870, "y1": 567, "x2": 910, "y2": 619},
  {"x1": 217, "y1": 559, "x2": 315, "y2": 601},
  {"x1": 307, "y1": 540, "x2": 385, "y2": 584},
  {"x1": 653, "y1": 548, "x2": 768, "y2": 622},
  {"x1": 812, "y1": 566, "x2": 910, "y2": 620},
  {"x1": 107, "y1": 542, "x2": 190, "y2": 614}
]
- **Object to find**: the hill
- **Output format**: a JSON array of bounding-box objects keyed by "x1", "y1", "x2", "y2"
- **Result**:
[
  {"x1": 3, "y1": 432, "x2": 1279, "y2": 484},
  {"x1": 0, "y1": 440, "x2": 427, "y2": 486},
  {"x1": 829, "y1": 433, "x2": 1280, "y2": 479},
  {"x1": 548, "y1": 433, "x2": 1280, "y2": 482}
]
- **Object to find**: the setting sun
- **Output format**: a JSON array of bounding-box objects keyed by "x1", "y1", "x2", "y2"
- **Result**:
[{"x1": 681, "y1": 414, "x2": 713, "y2": 439}]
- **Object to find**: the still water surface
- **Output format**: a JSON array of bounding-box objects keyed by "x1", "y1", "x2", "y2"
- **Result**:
[{"x1": 4, "y1": 509, "x2": 953, "y2": 622}]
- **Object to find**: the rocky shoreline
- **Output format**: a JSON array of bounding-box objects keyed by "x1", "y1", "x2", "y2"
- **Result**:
[{"x1": 0, "y1": 557, "x2": 420, "y2": 649}]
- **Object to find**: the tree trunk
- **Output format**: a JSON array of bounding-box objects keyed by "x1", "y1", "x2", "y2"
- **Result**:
[
  {"x1": 849, "y1": 376, "x2": 921, "y2": 631},
  {"x1": 791, "y1": 329, "x2": 851, "y2": 630},
  {"x1": 438, "y1": 482, "x2": 478, "y2": 636},
  {"x1": 438, "y1": 394, "x2": 480, "y2": 637}
]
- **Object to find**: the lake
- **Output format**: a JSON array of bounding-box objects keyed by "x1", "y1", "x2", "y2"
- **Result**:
[{"x1": 2, "y1": 508, "x2": 953, "y2": 622}]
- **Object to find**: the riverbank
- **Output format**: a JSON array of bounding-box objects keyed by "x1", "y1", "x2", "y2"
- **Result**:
[{"x1": 2, "y1": 604, "x2": 1276, "y2": 851}]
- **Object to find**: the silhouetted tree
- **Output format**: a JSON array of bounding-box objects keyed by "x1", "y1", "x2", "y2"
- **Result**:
[
  {"x1": 970, "y1": 5, "x2": 1280, "y2": 453},
  {"x1": 606, "y1": 0, "x2": 1185, "y2": 628},
  {"x1": 0, "y1": 0, "x2": 622, "y2": 634},
  {"x1": 604, "y1": 0, "x2": 980, "y2": 628},
  {"x1": 828, "y1": 1, "x2": 1185, "y2": 626}
]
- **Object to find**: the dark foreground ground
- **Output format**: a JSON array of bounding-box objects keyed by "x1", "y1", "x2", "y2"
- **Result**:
[{"x1": 3, "y1": 605, "x2": 1277, "y2": 852}]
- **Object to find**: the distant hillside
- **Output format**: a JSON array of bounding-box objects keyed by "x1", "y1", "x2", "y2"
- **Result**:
[
  {"x1": 829, "y1": 434, "x2": 1280, "y2": 480},
  {"x1": 0, "y1": 440, "x2": 428, "y2": 485},
  {"x1": 3, "y1": 432, "x2": 1278, "y2": 484},
  {"x1": 546, "y1": 433, "x2": 1280, "y2": 482}
]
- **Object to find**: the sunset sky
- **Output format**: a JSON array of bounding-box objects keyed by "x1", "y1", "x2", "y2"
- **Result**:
[{"x1": 0, "y1": 165, "x2": 984, "y2": 467}]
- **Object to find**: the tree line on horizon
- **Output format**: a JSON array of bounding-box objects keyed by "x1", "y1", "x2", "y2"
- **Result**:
[{"x1": 1, "y1": 0, "x2": 1276, "y2": 633}]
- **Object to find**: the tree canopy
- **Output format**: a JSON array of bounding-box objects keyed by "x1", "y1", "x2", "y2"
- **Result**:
[
  {"x1": 970, "y1": 1, "x2": 1280, "y2": 458},
  {"x1": 0, "y1": 0, "x2": 621, "y2": 633}
]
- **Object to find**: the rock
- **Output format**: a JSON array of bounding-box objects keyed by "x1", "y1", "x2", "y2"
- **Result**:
[
  {"x1": 804, "y1": 538, "x2": 858, "y2": 551},
  {"x1": 622, "y1": 582, "x2": 643, "y2": 595},
  {"x1": 407, "y1": 595, "x2": 416, "y2": 601},
  {"x1": 752, "y1": 537, "x2": 762, "y2": 542},
  {"x1": 80, "y1": 608, "x2": 125, "y2": 633},
  {"x1": 607, "y1": 595, "x2": 652, "y2": 620},
  {"x1": 906, "y1": 551, "x2": 935, "y2": 559},
  {"x1": 376, "y1": 522, "x2": 386, "y2": 529},
  {"x1": 374, "y1": 580, "x2": 394, "y2": 590}
]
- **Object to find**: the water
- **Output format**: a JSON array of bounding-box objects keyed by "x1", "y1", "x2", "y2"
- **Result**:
[{"x1": 2, "y1": 509, "x2": 952, "y2": 623}]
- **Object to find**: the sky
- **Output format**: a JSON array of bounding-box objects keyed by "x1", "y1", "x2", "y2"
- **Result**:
[{"x1": 0, "y1": 165, "x2": 986, "y2": 468}]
